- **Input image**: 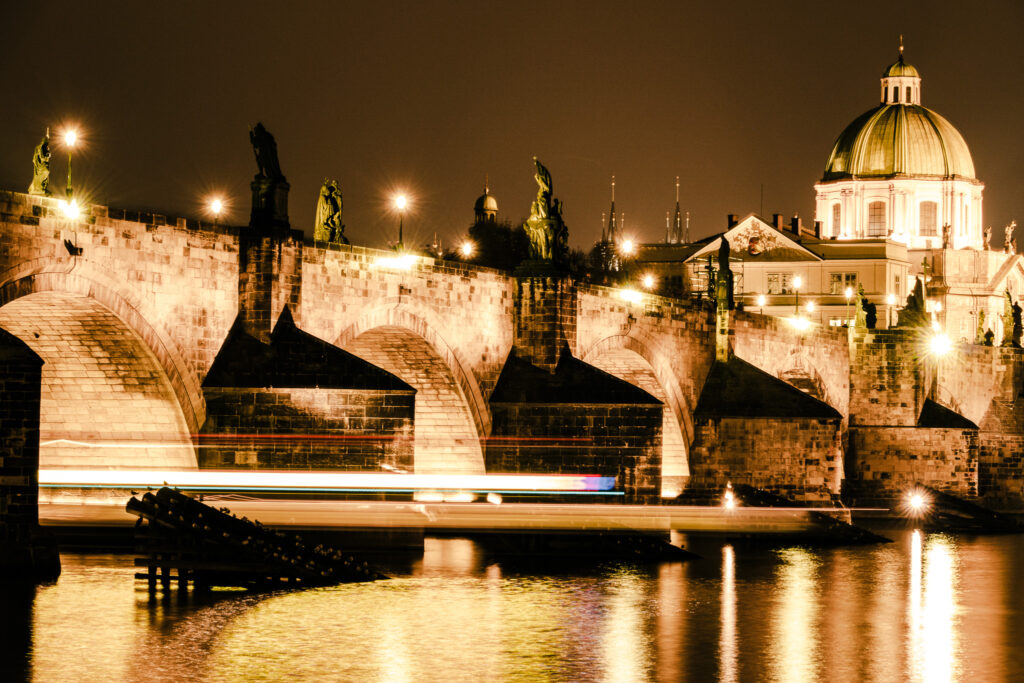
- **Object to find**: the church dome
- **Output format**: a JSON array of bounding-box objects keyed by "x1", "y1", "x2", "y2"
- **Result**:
[
  {"x1": 474, "y1": 191, "x2": 498, "y2": 214},
  {"x1": 822, "y1": 105, "x2": 975, "y2": 181},
  {"x1": 822, "y1": 54, "x2": 975, "y2": 182}
]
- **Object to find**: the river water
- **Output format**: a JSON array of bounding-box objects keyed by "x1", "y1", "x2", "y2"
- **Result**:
[{"x1": 4, "y1": 530, "x2": 1024, "y2": 682}]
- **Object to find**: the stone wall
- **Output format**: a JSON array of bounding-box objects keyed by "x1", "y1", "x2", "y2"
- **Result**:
[
  {"x1": 688, "y1": 416, "x2": 843, "y2": 504},
  {"x1": 485, "y1": 402, "x2": 663, "y2": 502},
  {"x1": 199, "y1": 388, "x2": 414, "y2": 471},
  {"x1": 977, "y1": 432, "x2": 1024, "y2": 508},
  {"x1": 0, "y1": 326, "x2": 59, "y2": 579},
  {"x1": 849, "y1": 328, "x2": 927, "y2": 426},
  {"x1": 513, "y1": 276, "x2": 577, "y2": 372},
  {"x1": 846, "y1": 426, "x2": 978, "y2": 500}
]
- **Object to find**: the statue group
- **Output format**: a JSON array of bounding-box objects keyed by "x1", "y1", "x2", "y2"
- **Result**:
[
  {"x1": 314, "y1": 179, "x2": 347, "y2": 244},
  {"x1": 522, "y1": 158, "x2": 569, "y2": 266},
  {"x1": 27, "y1": 130, "x2": 51, "y2": 197}
]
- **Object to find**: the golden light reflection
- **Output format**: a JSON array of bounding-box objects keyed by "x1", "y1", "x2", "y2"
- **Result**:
[
  {"x1": 771, "y1": 548, "x2": 820, "y2": 683},
  {"x1": 720, "y1": 544, "x2": 738, "y2": 683},
  {"x1": 602, "y1": 571, "x2": 649, "y2": 682},
  {"x1": 657, "y1": 561, "x2": 685, "y2": 681},
  {"x1": 922, "y1": 536, "x2": 960, "y2": 681}
]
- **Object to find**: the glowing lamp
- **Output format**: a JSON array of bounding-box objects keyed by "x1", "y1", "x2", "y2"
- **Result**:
[
  {"x1": 394, "y1": 194, "x2": 408, "y2": 211},
  {"x1": 844, "y1": 286, "x2": 853, "y2": 301},
  {"x1": 929, "y1": 332, "x2": 952, "y2": 356},
  {"x1": 60, "y1": 199, "x2": 80, "y2": 220},
  {"x1": 620, "y1": 239, "x2": 635, "y2": 255},
  {"x1": 641, "y1": 273, "x2": 655, "y2": 289},
  {"x1": 64, "y1": 129, "x2": 78, "y2": 147},
  {"x1": 886, "y1": 293, "x2": 896, "y2": 306},
  {"x1": 756, "y1": 294, "x2": 766, "y2": 307},
  {"x1": 789, "y1": 316, "x2": 811, "y2": 331},
  {"x1": 210, "y1": 198, "x2": 223, "y2": 216},
  {"x1": 619, "y1": 288, "x2": 643, "y2": 304},
  {"x1": 459, "y1": 241, "x2": 474, "y2": 258},
  {"x1": 793, "y1": 275, "x2": 803, "y2": 290},
  {"x1": 806, "y1": 301, "x2": 816, "y2": 313}
]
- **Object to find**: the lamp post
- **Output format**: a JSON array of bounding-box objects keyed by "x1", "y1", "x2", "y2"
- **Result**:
[
  {"x1": 641, "y1": 273, "x2": 655, "y2": 290},
  {"x1": 393, "y1": 194, "x2": 408, "y2": 250},
  {"x1": 844, "y1": 286, "x2": 854, "y2": 327},
  {"x1": 209, "y1": 198, "x2": 223, "y2": 225},
  {"x1": 757, "y1": 294, "x2": 766, "y2": 315},
  {"x1": 886, "y1": 293, "x2": 897, "y2": 328},
  {"x1": 63, "y1": 129, "x2": 78, "y2": 198},
  {"x1": 459, "y1": 240, "x2": 474, "y2": 259}
]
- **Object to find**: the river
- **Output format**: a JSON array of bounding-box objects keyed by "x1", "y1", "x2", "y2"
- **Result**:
[{"x1": 3, "y1": 529, "x2": 1024, "y2": 682}]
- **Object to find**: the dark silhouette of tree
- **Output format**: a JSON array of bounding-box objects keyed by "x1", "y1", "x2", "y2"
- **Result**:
[{"x1": 467, "y1": 218, "x2": 529, "y2": 271}]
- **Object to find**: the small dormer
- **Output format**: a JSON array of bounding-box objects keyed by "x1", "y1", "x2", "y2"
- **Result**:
[{"x1": 880, "y1": 49, "x2": 921, "y2": 105}]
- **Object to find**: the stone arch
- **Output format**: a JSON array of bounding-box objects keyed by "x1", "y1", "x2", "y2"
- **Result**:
[
  {"x1": 581, "y1": 334, "x2": 692, "y2": 496},
  {"x1": 335, "y1": 300, "x2": 488, "y2": 474},
  {"x1": 0, "y1": 259, "x2": 204, "y2": 434},
  {"x1": 776, "y1": 346, "x2": 835, "y2": 407},
  {"x1": 0, "y1": 291, "x2": 196, "y2": 469}
]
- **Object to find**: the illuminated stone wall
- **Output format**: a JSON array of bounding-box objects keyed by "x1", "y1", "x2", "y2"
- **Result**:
[
  {"x1": 688, "y1": 417, "x2": 843, "y2": 504},
  {"x1": 199, "y1": 388, "x2": 413, "y2": 471},
  {"x1": 485, "y1": 402, "x2": 663, "y2": 503},
  {"x1": 846, "y1": 426, "x2": 978, "y2": 499},
  {"x1": 978, "y1": 433, "x2": 1024, "y2": 507}
]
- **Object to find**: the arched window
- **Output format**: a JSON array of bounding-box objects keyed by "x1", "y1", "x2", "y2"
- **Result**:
[
  {"x1": 919, "y1": 201, "x2": 938, "y2": 236},
  {"x1": 892, "y1": 86, "x2": 898, "y2": 102},
  {"x1": 868, "y1": 201, "x2": 886, "y2": 236},
  {"x1": 906, "y1": 86, "x2": 912, "y2": 102},
  {"x1": 831, "y1": 203, "x2": 841, "y2": 236}
]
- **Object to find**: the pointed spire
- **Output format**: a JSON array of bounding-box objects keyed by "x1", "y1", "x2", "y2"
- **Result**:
[
  {"x1": 484, "y1": 173, "x2": 489, "y2": 195},
  {"x1": 606, "y1": 176, "x2": 618, "y2": 243},
  {"x1": 601, "y1": 211, "x2": 607, "y2": 242},
  {"x1": 899, "y1": 34, "x2": 904, "y2": 56},
  {"x1": 665, "y1": 211, "x2": 671, "y2": 243},
  {"x1": 671, "y1": 176, "x2": 683, "y2": 243}
]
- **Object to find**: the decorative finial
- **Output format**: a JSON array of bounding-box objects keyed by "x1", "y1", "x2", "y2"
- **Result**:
[
  {"x1": 899, "y1": 34, "x2": 904, "y2": 56},
  {"x1": 675, "y1": 176, "x2": 680, "y2": 202},
  {"x1": 484, "y1": 173, "x2": 489, "y2": 194},
  {"x1": 611, "y1": 175, "x2": 615, "y2": 202}
]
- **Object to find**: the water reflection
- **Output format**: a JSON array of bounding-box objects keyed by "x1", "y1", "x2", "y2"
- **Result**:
[
  {"x1": 770, "y1": 548, "x2": 820, "y2": 683},
  {"x1": 12, "y1": 533, "x2": 1024, "y2": 681}
]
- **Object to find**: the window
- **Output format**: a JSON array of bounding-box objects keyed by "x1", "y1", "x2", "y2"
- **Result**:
[
  {"x1": 894, "y1": 274, "x2": 902, "y2": 297},
  {"x1": 831, "y1": 203, "x2": 841, "y2": 236},
  {"x1": 829, "y1": 318, "x2": 846, "y2": 327},
  {"x1": 868, "y1": 201, "x2": 886, "y2": 236},
  {"x1": 919, "y1": 201, "x2": 937, "y2": 236},
  {"x1": 767, "y1": 272, "x2": 793, "y2": 295},
  {"x1": 892, "y1": 86, "x2": 898, "y2": 102},
  {"x1": 906, "y1": 86, "x2": 912, "y2": 102},
  {"x1": 829, "y1": 272, "x2": 857, "y2": 294}
]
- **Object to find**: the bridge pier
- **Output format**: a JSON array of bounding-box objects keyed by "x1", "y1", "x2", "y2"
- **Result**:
[{"x1": 0, "y1": 326, "x2": 59, "y2": 580}]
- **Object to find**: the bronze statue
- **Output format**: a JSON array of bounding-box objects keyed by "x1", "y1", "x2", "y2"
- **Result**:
[
  {"x1": 984, "y1": 226, "x2": 993, "y2": 251},
  {"x1": 522, "y1": 157, "x2": 568, "y2": 265},
  {"x1": 1001, "y1": 290, "x2": 1016, "y2": 347},
  {"x1": 941, "y1": 223, "x2": 951, "y2": 250},
  {"x1": 976, "y1": 309, "x2": 987, "y2": 345},
  {"x1": 249, "y1": 122, "x2": 284, "y2": 180},
  {"x1": 27, "y1": 130, "x2": 51, "y2": 197},
  {"x1": 1005, "y1": 221, "x2": 1017, "y2": 255},
  {"x1": 314, "y1": 179, "x2": 346, "y2": 244},
  {"x1": 716, "y1": 237, "x2": 734, "y2": 310}
]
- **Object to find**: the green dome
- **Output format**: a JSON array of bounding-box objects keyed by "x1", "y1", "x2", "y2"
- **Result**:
[
  {"x1": 822, "y1": 104, "x2": 975, "y2": 181},
  {"x1": 883, "y1": 56, "x2": 920, "y2": 78}
]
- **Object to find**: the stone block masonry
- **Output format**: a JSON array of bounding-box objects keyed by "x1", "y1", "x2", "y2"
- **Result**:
[
  {"x1": 0, "y1": 325, "x2": 59, "y2": 579},
  {"x1": 200, "y1": 388, "x2": 413, "y2": 471}
]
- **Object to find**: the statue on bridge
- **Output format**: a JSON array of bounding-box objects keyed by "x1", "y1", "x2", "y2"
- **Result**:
[
  {"x1": 521, "y1": 158, "x2": 568, "y2": 267},
  {"x1": 248, "y1": 122, "x2": 290, "y2": 229},
  {"x1": 1005, "y1": 221, "x2": 1017, "y2": 255},
  {"x1": 314, "y1": 179, "x2": 347, "y2": 244},
  {"x1": 27, "y1": 130, "x2": 51, "y2": 197},
  {"x1": 249, "y1": 123, "x2": 284, "y2": 180}
]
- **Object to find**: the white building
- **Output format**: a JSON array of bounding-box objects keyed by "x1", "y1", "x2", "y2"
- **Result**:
[{"x1": 814, "y1": 47, "x2": 984, "y2": 251}]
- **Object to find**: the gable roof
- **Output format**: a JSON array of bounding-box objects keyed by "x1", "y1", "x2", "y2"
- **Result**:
[
  {"x1": 686, "y1": 214, "x2": 822, "y2": 264},
  {"x1": 694, "y1": 355, "x2": 841, "y2": 419}
]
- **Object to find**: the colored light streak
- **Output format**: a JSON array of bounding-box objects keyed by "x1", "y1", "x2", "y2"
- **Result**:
[{"x1": 38, "y1": 469, "x2": 617, "y2": 493}]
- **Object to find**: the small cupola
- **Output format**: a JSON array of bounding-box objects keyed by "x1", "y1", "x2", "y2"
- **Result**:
[{"x1": 880, "y1": 39, "x2": 921, "y2": 105}]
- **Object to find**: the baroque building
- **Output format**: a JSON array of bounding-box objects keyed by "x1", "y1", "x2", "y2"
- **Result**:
[{"x1": 814, "y1": 47, "x2": 983, "y2": 250}]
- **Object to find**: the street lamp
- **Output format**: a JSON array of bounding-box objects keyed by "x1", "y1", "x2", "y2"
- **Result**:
[
  {"x1": 393, "y1": 194, "x2": 408, "y2": 249},
  {"x1": 806, "y1": 300, "x2": 816, "y2": 314},
  {"x1": 63, "y1": 128, "x2": 78, "y2": 198},
  {"x1": 886, "y1": 293, "x2": 897, "y2": 328},
  {"x1": 620, "y1": 239, "x2": 635, "y2": 256},
  {"x1": 209, "y1": 197, "x2": 224, "y2": 225},
  {"x1": 844, "y1": 286, "x2": 854, "y2": 326},
  {"x1": 459, "y1": 240, "x2": 474, "y2": 259},
  {"x1": 641, "y1": 273, "x2": 655, "y2": 290},
  {"x1": 757, "y1": 294, "x2": 766, "y2": 315}
]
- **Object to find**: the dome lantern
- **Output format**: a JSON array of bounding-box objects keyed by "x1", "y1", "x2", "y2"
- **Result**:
[{"x1": 880, "y1": 39, "x2": 921, "y2": 105}]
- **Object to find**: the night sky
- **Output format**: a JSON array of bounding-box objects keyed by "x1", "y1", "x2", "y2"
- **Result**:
[{"x1": 3, "y1": 1, "x2": 1023, "y2": 250}]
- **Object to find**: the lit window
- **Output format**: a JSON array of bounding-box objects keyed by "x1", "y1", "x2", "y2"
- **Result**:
[
  {"x1": 767, "y1": 272, "x2": 793, "y2": 295},
  {"x1": 868, "y1": 201, "x2": 886, "y2": 236},
  {"x1": 894, "y1": 274, "x2": 902, "y2": 297},
  {"x1": 829, "y1": 318, "x2": 846, "y2": 327},
  {"x1": 831, "y1": 203, "x2": 841, "y2": 236},
  {"x1": 831, "y1": 272, "x2": 857, "y2": 294},
  {"x1": 919, "y1": 201, "x2": 937, "y2": 236}
]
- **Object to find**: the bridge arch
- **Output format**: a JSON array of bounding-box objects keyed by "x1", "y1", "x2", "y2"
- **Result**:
[
  {"x1": 335, "y1": 299, "x2": 489, "y2": 474},
  {"x1": 0, "y1": 259, "x2": 204, "y2": 434},
  {"x1": 0, "y1": 280, "x2": 197, "y2": 469},
  {"x1": 581, "y1": 333, "x2": 692, "y2": 496}
]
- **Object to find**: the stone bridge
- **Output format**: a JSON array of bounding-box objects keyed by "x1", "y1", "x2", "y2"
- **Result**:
[{"x1": 0, "y1": 190, "x2": 850, "y2": 500}]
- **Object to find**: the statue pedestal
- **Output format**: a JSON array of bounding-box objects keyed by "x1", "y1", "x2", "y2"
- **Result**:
[{"x1": 250, "y1": 177, "x2": 290, "y2": 229}]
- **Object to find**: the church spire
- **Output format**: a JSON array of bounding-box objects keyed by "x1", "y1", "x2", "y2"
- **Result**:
[
  {"x1": 671, "y1": 176, "x2": 683, "y2": 243},
  {"x1": 606, "y1": 176, "x2": 618, "y2": 243}
]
